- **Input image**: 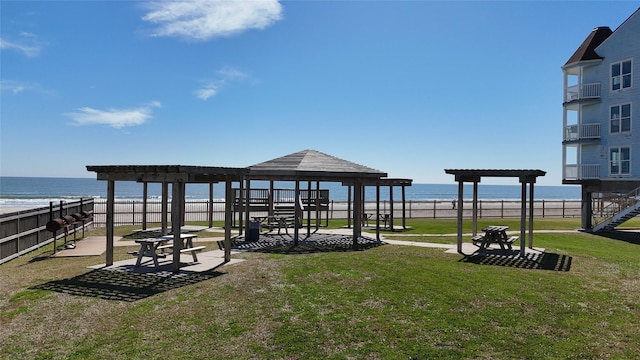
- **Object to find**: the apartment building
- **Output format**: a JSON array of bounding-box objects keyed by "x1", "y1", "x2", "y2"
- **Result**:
[{"x1": 562, "y1": 8, "x2": 640, "y2": 231}]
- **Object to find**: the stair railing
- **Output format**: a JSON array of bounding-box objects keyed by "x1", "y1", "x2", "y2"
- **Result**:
[{"x1": 592, "y1": 186, "x2": 640, "y2": 229}]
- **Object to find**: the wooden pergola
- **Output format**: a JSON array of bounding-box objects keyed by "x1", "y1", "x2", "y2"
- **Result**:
[
  {"x1": 346, "y1": 178, "x2": 413, "y2": 232},
  {"x1": 86, "y1": 165, "x2": 248, "y2": 273},
  {"x1": 444, "y1": 169, "x2": 546, "y2": 257},
  {"x1": 245, "y1": 150, "x2": 390, "y2": 246}
]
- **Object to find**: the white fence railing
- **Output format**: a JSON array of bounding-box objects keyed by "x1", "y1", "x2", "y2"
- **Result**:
[
  {"x1": 89, "y1": 199, "x2": 583, "y2": 227},
  {"x1": 565, "y1": 82, "x2": 601, "y2": 102}
]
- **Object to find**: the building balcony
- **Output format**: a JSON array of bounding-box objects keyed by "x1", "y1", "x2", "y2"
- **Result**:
[
  {"x1": 563, "y1": 123, "x2": 600, "y2": 141},
  {"x1": 564, "y1": 164, "x2": 600, "y2": 180},
  {"x1": 564, "y1": 82, "x2": 601, "y2": 103}
]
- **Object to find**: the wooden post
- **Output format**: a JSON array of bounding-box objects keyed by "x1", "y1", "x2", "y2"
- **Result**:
[
  {"x1": 106, "y1": 180, "x2": 115, "y2": 266},
  {"x1": 520, "y1": 181, "x2": 527, "y2": 257},
  {"x1": 208, "y1": 182, "x2": 214, "y2": 228},
  {"x1": 376, "y1": 182, "x2": 381, "y2": 241},
  {"x1": 142, "y1": 182, "x2": 148, "y2": 230},
  {"x1": 472, "y1": 181, "x2": 479, "y2": 236},
  {"x1": 529, "y1": 182, "x2": 535, "y2": 249},
  {"x1": 224, "y1": 178, "x2": 233, "y2": 262},
  {"x1": 244, "y1": 179, "x2": 251, "y2": 237},
  {"x1": 161, "y1": 182, "x2": 169, "y2": 235},
  {"x1": 457, "y1": 180, "x2": 464, "y2": 254},
  {"x1": 389, "y1": 185, "x2": 394, "y2": 230},
  {"x1": 353, "y1": 180, "x2": 362, "y2": 247},
  {"x1": 347, "y1": 185, "x2": 352, "y2": 228},
  {"x1": 172, "y1": 180, "x2": 185, "y2": 274},
  {"x1": 401, "y1": 185, "x2": 407, "y2": 229},
  {"x1": 307, "y1": 181, "x2": 312, "y2": 237},
  {"x1": 294, "y1": 180, "x2": 300, "y2": 246}
]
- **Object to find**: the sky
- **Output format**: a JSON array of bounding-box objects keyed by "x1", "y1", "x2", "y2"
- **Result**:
[{"x1": 1, "y1": 1, "x2": 639, "y2": 185}]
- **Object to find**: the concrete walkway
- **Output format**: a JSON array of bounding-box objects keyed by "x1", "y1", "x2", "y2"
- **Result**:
[{"x1": 48, "y1": 226, "x2": 551, "y2": 274}]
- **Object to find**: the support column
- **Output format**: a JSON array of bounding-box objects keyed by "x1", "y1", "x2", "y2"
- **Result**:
[
  {"x1": 520, "y1": 181, "x2": 527, "y2": 258},
  {"x1": 224, "y1": 178, "x2": 233, "y2": 262},
  {"x1": 456, "y1": 180, "x2": 464, "y2": 254},
  {"x1": 582, "y1": 187, "x2": 593, "y2": 230},
  {"x1": 529, "y1": 182, "x2": 535, "y2": 249},
  {"x1": 161, "y1": 182, "x2": 169, "y2": 235},
  {"x1": 208, "y1": 182, "x2": 214, "y2": 228},
  {"x1": 294, "y1": 180, "x2": 300, "y2": 245},
  {"x1": 376, "y1": 182, "x2": 381, "y2": 241},
  {"x1": 389, "y1": 185, "x2": 394, "y2": 230},
  {"x1": 106, "y1": 180, "x2": 115, "y2": 266},
  {"x1": 472, "y1": 181, "x2": 479, "y2": 236},
  {"x1": 401, "y1": 185, "x2": 407, "y2": 229},
  {"x1": 353, "y1": 180, "x2": 362, "y2": 247},
  {"x1": 347, "y1": 185, "x2": 352, "y2": 228},
  {"x1": 172, "y1": 180, "x2": 185, "y2": 273},
  {"x1": 307, "y1": 181, "x2": 312, "y2": 237},
  {"x1": 142, "y1": 182, "x2": 148, "y2": 231},
  {"x1": 244, "y1": 179, "x2": 251, "y2": 237}
]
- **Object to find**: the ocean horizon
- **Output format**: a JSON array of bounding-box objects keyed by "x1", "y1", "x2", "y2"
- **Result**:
[{"x1": 0, "y1": 176, "x2": 582, "y2": 208}]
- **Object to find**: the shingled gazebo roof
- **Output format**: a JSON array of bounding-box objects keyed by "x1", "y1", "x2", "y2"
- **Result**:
[{"x1": 247, "y1": 149, "x2": 387, "y2": 181}]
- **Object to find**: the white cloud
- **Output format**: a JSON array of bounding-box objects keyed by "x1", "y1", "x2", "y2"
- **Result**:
[
  {"x1": 0, "y1": 79, "x2": 51, "y2": 95},
  {"x1": 0, "y1": 33, "x2": 43, "y2": 57},
  {"x1": 0, "y1": 80, "x2": 27, "y2": 94},
  {"x1": 195, "y1": 83, "x2": 218, "y2": 100},
  {"x1": 194, "y1": 67, "x2": 248, "y2": 100},
  {"x1": 142, "y1": 0, "x2": 283, "y2": 41},
  {"x1": 65, "y1": 101, "x2": 161, "y2": 128},
  {"x1": 217, "y1": 66, "x2": 247, "y2": 79}
]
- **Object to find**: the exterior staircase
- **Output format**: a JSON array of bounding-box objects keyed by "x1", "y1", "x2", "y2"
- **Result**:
[{"x1": 591, "y1": 186, "x2": 640, "y2": 232}]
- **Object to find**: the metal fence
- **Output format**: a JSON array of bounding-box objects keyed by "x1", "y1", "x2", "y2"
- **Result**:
[
  {"x1": 90, "y1": 199, "x2": 583, "y2": 227},
  {"x1": 0, "y1": 199, "x2": 94, "y2": 264}
]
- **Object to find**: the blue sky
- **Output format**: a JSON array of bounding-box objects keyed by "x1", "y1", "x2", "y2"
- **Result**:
[{"x1": 1, "y1": 1, "x2": 638, "y2": 185}]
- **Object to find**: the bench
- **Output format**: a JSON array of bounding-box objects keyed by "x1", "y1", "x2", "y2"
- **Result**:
[
  {"x1": 155, "y1": 244, "x2": 206, "y2": 261},
  {"x1": 505, "y1": 236, "x2": 518, "y2": 249},
  {"x1": 471, "y1": 235, "x2": 484, "y2": 245},
  {"x1": 180, "y1": 245, "x2": 206, "y2": 253}
]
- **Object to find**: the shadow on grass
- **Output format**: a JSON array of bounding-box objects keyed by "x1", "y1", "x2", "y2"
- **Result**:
[
  {"x1": 593, "y1": 230, "x2": 640, "y2": 245},
  {"x1": 459, "y1": 250, "x2": 572, "y2": 271},
  {"x1": 30, "y1": 268, "x2": 224, "y2": 302},
  {"x1": 231, "y1": 233, "x2": 385, "y2": 254}
]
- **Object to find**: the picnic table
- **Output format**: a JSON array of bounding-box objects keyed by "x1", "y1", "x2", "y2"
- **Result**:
[
  {"x1": 471, "y1": 226, "x2": 518, "y2": 250},
  {"x1": 362, "y1": 213, "x2": 390, "y2": 228},
  {"x1": 253, "y1": 215, "x2": 295, "y2": 234},
  {"x1": 134, "y1": 233, "x2": 204, "y2": 268}
]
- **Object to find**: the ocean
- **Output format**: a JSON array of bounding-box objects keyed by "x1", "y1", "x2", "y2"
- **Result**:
[{"x1": 0, "y1": 176, "x2": 582, "y2": 209}]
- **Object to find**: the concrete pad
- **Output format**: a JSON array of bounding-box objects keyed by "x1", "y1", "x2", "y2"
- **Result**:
[
  {"x1": 383, "y1": 239, "x2": 454, "y2": 249},
  {"x1": 88, "y1": 249, "x2": 244, "y2": 275},
  {"x1": 51, "y1": 236, "x2": 123, "y2": 257}
]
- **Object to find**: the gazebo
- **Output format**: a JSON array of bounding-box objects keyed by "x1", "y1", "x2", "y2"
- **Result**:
[
  {"x1": 87, "y1": 150, "x2": 407, "y2": 272},
  {"x1": 86, "y1": 165, "x2": 248, "y2": 273},
  {"x1": 244, "y1": 149, "x2": 390, "y2": 245},
  {"x1": 444, "y1": 169, "x2": 546, "y2": 257}
]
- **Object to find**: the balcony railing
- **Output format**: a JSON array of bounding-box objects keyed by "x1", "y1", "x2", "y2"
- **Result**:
[
  {"x1": 564, "y1": 164, "x2": 600, "y2": 180},
  {"x1": 564, "y1": 123, "x2": 600, "y2": 141},
  {"x1": 565, "y1": 82, "x2": 601, "y2": 102}
]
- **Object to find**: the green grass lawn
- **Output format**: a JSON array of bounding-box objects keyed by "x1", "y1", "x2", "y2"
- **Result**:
[{"x1": 1, "y1": 219, "x2": 639, "y2": 359}]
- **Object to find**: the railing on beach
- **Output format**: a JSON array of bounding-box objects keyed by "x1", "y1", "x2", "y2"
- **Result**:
[
  {"x1": 89, "y1": 199, "x2": 583, "y2": 227},
  {"x1": 0, "y1": 199, "x2": 94, "y2": 265}
]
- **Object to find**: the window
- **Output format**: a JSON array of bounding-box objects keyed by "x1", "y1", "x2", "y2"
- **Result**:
[
  {"x1": 611, "y1": 60, "x2": 632, "y2": 91},
  {"x1": 610, "y1": 104, "x2": 631, "y2": 133},
  {"x1": 610, "y1": 147, "x2": 631, "y2": 175}
]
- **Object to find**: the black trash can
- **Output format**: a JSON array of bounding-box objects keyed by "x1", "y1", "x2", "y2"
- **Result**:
[{"x1": 248, "y1": 220, "x2": 260, "y2": 242}]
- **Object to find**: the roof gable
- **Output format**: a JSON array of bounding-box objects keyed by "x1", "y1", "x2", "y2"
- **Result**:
[
  {"x1": 248, "y1": 149, "x2": 387, "y2": 180},
  {"x1": 595, "y1": 7, "x2": 640, "y2": 52}
]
